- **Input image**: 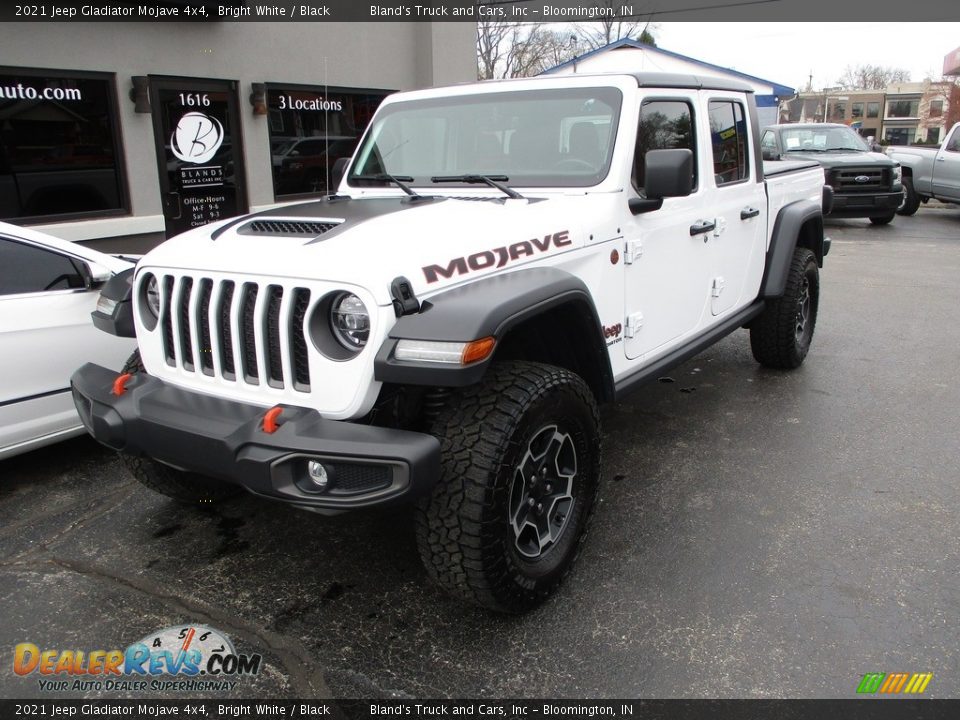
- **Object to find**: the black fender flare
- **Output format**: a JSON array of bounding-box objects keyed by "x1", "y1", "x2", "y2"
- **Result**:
[
  {"x1": 760, "y1": 199, "x2": 824, "y2": 299},
  {"x1": 90, "y1": 267, "x2": 136, "y2": 338},
  {"x1": 374, "y1": 267, "x2": 613, "y2": 396}
]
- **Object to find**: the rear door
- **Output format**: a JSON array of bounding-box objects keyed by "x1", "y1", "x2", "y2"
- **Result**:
[
  {"x1": 932, "y1": 125, "x2": 960, "y2": 202},
  {"x1": 623, "y1": 93, "x2": 713, "y2": 361},
  {"x1": 701, "y1": 96, "x2": 768, "y2": 316}
]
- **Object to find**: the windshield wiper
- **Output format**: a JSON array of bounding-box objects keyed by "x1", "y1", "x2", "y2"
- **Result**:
[
  {"x1": 430, "y1": 174, "x2": 524, "y2": 199},
  {"x1": 786, "y1": 148, "x2": 826, "y2": 153},
  {"x1": 351, "y1": 173, "x2": 421, "y2": 197}
]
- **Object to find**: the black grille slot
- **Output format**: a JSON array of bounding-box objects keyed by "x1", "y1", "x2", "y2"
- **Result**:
[
  {"x1": 290, "y1": 288, "x2": 311, "y2": 391},
  {"x1": 328, "y1": 463, "x2": 392, "y2": 496},
  {"x1": 161, "y1": 275, "x2": 175, "y2": 366},
  {"x1": 240, "y1": 283, "x2": 259, "y2": 382},
  {"x1": 178, "y1": 277, "x2": 195, "y2": 371},
  {"x1": 217, "y1": 281, "x2": 236, "y2": 380},
  {"x1": 266, "y1": 285, "x2": 284, "y2": 388},
  {"x1": 244, "y1": 220, "x2": 339, "y2": 236},
  {"x1": 197, "y1": 279, "x2": 214, "y2": 375},
  {"x1": 832, "y1": 167, "x2": 888, "y2": 192}
]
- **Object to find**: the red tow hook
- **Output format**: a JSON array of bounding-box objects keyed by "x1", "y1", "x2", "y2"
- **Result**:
[
  {"x1": 112, "y1": 373, "x2": 133, "y2": 396},
  {"x1": 262, "y1": 406, "x2": 284, "y2": 434}
]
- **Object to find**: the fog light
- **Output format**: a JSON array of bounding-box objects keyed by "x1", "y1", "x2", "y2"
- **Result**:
[{"x1": 307, "y1": 460, "x2": 329, "y2": 490}]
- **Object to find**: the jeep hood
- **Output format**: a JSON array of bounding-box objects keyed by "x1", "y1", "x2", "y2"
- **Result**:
[{"x1": 140, "y1": 195, "x2": 589, "y2": 305}]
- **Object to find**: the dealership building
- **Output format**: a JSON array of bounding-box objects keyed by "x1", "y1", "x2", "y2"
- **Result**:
[{"x1": 0, "y1": 21, "x2": 475, "y2": 251}]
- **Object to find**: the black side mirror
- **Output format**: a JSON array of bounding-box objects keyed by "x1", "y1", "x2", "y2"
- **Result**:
[
  {"x1": 630, "y1": 148, "x2": 693, "y2": 215},
  {"x1": 762, "y1": 147, "x2": 779, "y2": 161},
  {"x1": 331, "y1": 156, "x2": 350, "y2": 191}
]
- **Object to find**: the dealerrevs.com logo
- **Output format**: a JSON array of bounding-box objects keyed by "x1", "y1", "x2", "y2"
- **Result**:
[{"x1": 13, "y1": 625, "x2": 261, "y2": 693}]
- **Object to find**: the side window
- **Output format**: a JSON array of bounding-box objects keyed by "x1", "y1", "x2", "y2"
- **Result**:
[
  {"x1": 946, "y1": 127, "x2": 960, "y2": 153},
  {"x1": 760, "y1": 130, "x2": 778, "y2": 157},
  {"x1": 633, "y1": 100, "x2": 696, "y2": 193},
  {"x1": 709, "y1": 100, "x2": 749, "y2": 186},
  {"x1": 0, "y1": 238, "x2": 85, "y2": 296}
]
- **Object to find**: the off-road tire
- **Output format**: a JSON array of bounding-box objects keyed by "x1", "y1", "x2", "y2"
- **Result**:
[
  {"x1": 750, "y1": 248, "x2": 819, "y2": 370},
  {"x1": 118, "y1": 351, "x2": 240, "y2": 505},
  {"x1": 415, "y1": 361, "x2": 601, "y2": 613},
  {"x1": 897, "y1": 178, "x2": 920, "y2": 216},
  {"x1": 869, "y1": 213, "x2": 895, "y2": 225}
]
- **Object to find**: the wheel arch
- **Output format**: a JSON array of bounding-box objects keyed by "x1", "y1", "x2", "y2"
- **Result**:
[
  {"x1": 374, "y1": 267, "x2": 614, "y2": 403},
  {"x1": 760, "y1": 199, "x2": 824, "y2": 299}
]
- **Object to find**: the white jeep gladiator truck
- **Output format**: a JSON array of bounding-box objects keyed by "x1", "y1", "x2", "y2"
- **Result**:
[{"x1": 73, "y1": 73, "x2": 830, "y2": 613}]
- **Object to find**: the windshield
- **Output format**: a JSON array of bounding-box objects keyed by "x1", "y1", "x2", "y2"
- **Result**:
[
  {"x1": 781, "y1": 126, "x2": 869, "y2": 153},
  {"x1": 348, "y1": 87, "x2": 623, "y2": 188}
]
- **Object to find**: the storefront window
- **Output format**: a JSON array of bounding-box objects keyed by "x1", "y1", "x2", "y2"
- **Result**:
[
  {"x1": 886, "y1": 100, "x2": 919, "y2": 118},
  {"x1": 884, "y1": 128, "x2": 915, "y2": 146},
  {"x1": 266, "y1": 84, "x2": 390, "y2": 198},
  {"x1": 0, "y1": 68, "x2": 126, "y2": 221}
]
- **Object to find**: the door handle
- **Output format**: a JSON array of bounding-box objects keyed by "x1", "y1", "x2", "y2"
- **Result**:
[
  {"x1": 165, "y1": 191, "x2": 182, "y2": 220},
  {"x1": 740, "y1": 207, "x2": 760, "y2": 220},
  {"x1": 690, "y1": 219, "x2": 716, "y2": 237},
  {"x1": 936, "y1": 157, "x2": 946, "y2": 162}
]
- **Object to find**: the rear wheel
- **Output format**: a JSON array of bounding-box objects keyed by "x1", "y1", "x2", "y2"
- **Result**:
[
  {"x1": 415, "y1": 361, "x2": 601, "y2": 613},
  {"x1": 750, "y1": 248, "x2": 819, "y2": 370},
  {"x1": 118, "y1": 351, "x2": 240, "y2": 505}
]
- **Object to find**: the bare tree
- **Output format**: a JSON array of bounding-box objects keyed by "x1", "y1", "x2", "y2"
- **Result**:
[
  {"x1": 573, "y1": 2, "x2": 657, "y2": 50},
  {"x1": 477, "y1": 22, "x2": 577, "y2": 80},
  {"x1": 836, "y1": 64, "x2": 911, "y2": 90}
]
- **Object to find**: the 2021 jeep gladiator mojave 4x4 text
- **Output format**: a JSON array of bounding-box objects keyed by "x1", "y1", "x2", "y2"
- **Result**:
[{"x1": 73, "y1": 73, "x2": 830, "y2": 613}]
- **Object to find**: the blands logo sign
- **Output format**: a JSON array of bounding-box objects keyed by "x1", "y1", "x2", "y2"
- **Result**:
[{"x1": 856, "y1": 672, "x2": 933, "y2": 695}]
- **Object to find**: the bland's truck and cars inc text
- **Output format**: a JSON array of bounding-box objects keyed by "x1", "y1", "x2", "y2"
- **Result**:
[{"x1": 73, "y1": 72, "x2": 830, "y2": 613}]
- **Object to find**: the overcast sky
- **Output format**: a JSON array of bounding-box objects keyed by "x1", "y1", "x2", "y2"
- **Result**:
[{"x1": 644, "y1": 23, "x2": 960, "y2": 93}]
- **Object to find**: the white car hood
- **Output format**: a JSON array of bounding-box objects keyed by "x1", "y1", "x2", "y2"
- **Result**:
[{"x1": 139, "y1": 194, "x2": 594, "y2": 305}]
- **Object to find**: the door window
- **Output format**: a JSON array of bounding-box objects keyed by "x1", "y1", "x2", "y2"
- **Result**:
[
  {"x1": 633, "y1": 100, "x2": 697, "y2": 193},
  {"x1": 760, "y1": 130, "x2": 778, "y2": 156},
  {"x1": 946, "y1": 127, "x2": 960, "y2": 153},
  {"x1": 0, "y1": 238, "x2": 85, "y2": 295},
  {"x1": 708, "y1": 101, "x2": 749, "y2": 186}
]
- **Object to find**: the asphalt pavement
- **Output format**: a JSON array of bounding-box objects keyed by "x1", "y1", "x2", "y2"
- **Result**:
[{"x1": 2, "y1": 208, "x2": 959, "y2": 701}]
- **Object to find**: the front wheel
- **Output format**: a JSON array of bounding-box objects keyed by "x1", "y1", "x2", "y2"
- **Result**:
[
  {"x1": 750, "y1": 248, "x2": 820, "y2": 369},
  {"x1": 897, "y1": 178, "x2": 920, "y2": 216},
  {"x1": 869, "y1": 213, "x2": 895, "y2": 225},
  {"x1": 118, "y1": 351, "x2": 240, "y2": 505},
  {"x1": 415, "y1": 361, "x2": 601, "y2": 613}
]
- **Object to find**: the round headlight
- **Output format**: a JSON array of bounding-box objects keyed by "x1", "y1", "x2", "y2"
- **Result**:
[
  {"x1": 330, "y1": 293, "x2": 369, "y2": 350},
  {"x1": 145, "y1": 274, "x2": 160, "y2": 318}
]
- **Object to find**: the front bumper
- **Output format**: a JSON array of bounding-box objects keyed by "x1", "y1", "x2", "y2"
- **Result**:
[
  {"x1": 828, "y1": 189, "x2": 903, "y2": 218},
  {"x1": 71, "y1": 363, "x2": 441, "y2": 512}
]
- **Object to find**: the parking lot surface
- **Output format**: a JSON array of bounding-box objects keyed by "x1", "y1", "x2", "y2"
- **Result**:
[{"x1": 2, "y1": 209, "x2": 959, "y2": 700}]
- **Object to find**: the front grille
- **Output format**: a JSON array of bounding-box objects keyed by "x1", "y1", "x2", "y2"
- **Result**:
[
  {"x1": 242, "y1": 220, "x2": 339, "y2": 236},
  {"x1": 830, "y1": 167, "x2": 889, "y2": 192},
  {"x1": 158, "y1": 274, "x2": 312, "y2": 392}
]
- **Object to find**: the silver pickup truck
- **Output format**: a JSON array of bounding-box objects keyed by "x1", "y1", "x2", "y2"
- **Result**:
[{"x1": 888, "y1": 122, "x2": 960, "y2": 215}]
